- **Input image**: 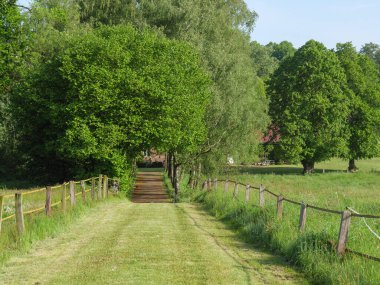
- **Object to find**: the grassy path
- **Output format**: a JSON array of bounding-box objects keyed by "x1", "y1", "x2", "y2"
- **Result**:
[{"x1": 0, "y1": 200, "x2": 307, "y2": 285}]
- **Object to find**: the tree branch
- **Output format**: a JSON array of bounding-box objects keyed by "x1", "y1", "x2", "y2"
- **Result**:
[{"x1": 15, "y1": 4, "x2": 31, "y2": 12}]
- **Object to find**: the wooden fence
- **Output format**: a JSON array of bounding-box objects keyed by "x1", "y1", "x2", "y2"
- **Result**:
[
  {"x1": 202, "y1": 178, "x2": 380, "y2": 262},
  {"x1": 0, "y1": 175, "x2": 120, "y2": 235}
]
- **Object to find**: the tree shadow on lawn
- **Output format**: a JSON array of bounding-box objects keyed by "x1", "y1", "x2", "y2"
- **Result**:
[
  {"x1": 0, "y1": 178, "x2": 42, "y2": 190},
  {"x1": 230, "y1": 166, "x2": 345, "y2": 176}
]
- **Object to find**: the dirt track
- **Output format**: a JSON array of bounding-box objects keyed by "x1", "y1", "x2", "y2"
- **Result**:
[{"x1": 132, "y1": 171, "x2": 170, "y2": 203}]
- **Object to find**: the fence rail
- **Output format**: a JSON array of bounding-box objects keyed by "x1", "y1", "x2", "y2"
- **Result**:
[
  {"x1": 0, "y1": 175, "x2": 121, "y2": 235},
  {"x1": 202, "y1": 177, "x2": 380, "y2": 262}
]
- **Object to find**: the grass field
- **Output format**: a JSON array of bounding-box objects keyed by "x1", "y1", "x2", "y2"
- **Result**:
[
  {"x1": 0, "y1": 200, "x2": 307, "y2": 284},
  {"x1": 193, "y1": 158, "x2": 380, "y2": 284},
  {"x1": 0, "y1": 179, "x2": 102, "y2": 267}
]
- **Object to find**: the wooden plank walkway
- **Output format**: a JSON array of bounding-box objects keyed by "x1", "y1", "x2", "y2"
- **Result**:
[{"x1": 131, "y1": 171, "x2": 171, "y2": 203}]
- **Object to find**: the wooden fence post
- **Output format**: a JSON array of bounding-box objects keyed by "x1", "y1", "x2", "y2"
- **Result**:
[
  {"x1": 45, "y1": 186, "x2": 52, "y2": 216},
  {"x1": 91, "y1": 178, "x2": 95, "y2": 200},
  {"x1": 299, "y1": 202, "x2": 307, "y2": 232},
  {"x1": 202, "y1": 181, "x2": 207, "y2": 191},
  {"x1": 224, "y1": 180, "x2": 229, "y2": 193},
  {"x1": 61, "y1": 184, "x2": 66, "y2": 212},
  {"x1": 277, "y1": 195, "x2": 284, "y2": 219},
  {"x1": 214, "y1": 178, "x2": 218, "y2": 190},
  {"x1": 245, "y1": 185, "x2": 250, "y2": 203},
  {"x1": 98, "y1": 175, "x2": 103, "y2": 200},
  {"x1": 259, "y1": 185, "x2": 265, "y2": 207},
  {"x1": 233, "y1": 182, "x2": 239, "y2": 199},
  {"x1": 15, "y1": 193, "x2": 24, "y2": 235},
  {"x1": 69, "y1": 181, "x2": 76, "y2": 206},
  {"x1": 207, "y1": 178, "x2": 211, "y2": 191},
  {"x1": 337, "y1": 210, "x2": 351, "y2": 256},
  {"x1": 0, "y1": 196, "x2": 3, "y2": 234},
  {"x1": 103, "y1": 176, "x2": 108, "y2": 198},
  {"x1": 80, "y1": 180, "x2": 86, "y2": 203}
]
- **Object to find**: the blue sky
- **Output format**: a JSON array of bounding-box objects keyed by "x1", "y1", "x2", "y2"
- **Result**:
[
  {"x1": 18, "y1": 0, "x2": 379, "y2": 49},
  {"x1": 245, "y1": 0, "x2": 379, "y2": 49}
]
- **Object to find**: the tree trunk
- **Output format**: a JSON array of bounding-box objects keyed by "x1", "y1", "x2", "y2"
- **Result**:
[
  {"x1": 188, "y1": 165, "x2": 196, "y2": 189},
  {"x1": 171, "y1": 154, "x2": 175, "y2": 187},
  {"x1": 194, "y1": 162, "x2": 202, "y2": 188},
  {"x1": 164, "y1": 153, "x2": 168, "y2": 172},
  {"x1": 174, "y1": 163, "x2": 181, "y2": 203},
  {"x1": 348, "y1": 159, "x2": 358, "y2": 172},
  {"x1": 167, "y1": 153, "x2": 172, "y2": 178},
  {"x1": 301, "y1": 160, "x2": 315, "y2": 174}
]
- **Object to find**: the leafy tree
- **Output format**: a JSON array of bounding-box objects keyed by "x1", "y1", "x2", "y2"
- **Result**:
[
  {"x1": 14, "y1": 25, "x2": 210, "y2": 182},
  {"x1": 266, "y1": 41, "x2": 296, "y2": 61},
  {"x1": 268, "y1": 40, "x2": 350, "y2": 173},
  {"x1": 336, "y1": 42, "x2": 380, "y2": 171},
  {"x1": 360, "y1": 42, "x2": 380, "y2": 71},
  {"x1": 76, "y1": 0, "x2": 270, "y2": 179},
  {"x1": 250, "y1": 41, "x2": 279, "y2": 80},
  {"x1": 0, "y1": 1, "x2": 28, "y2": 174}
]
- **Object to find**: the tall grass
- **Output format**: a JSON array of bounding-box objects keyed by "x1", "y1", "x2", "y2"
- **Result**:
[
  {"x1": 191, "y1": 158, "x2": 380, "y2": 284},
  {"x1": 195, "y1": 188, "x2": 379, "y2": 284}
]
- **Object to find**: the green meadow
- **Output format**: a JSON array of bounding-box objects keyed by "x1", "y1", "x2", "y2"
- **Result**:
[{"x1": 191, "y1": 158, "x2": 380, "y2": 284}]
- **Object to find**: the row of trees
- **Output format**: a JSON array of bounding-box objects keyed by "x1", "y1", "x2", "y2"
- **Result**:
[
  {"x1": 1, "y1": 0, "x2": 379, "y2": 194},
  {"x1": 0, "y1": 0, "x2": 269, "y2": 193},
  {"x1": 256, "y1": 40, "x2": 380, "y2": 173}
]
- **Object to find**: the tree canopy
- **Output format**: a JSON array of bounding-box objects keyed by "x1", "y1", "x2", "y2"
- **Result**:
[
  {"x1": 250, "y1": 41, "x2": 279, "y2": 80},
  {"x1": 268, "y1": 40, "x2": 350, "y2": 173},
  {"x1": 76, "y1": 0, "x2": 269, "y2": 172},
  {"x1": 13, "y1": 24, "x2": 210, "y2": 181},
  {"x1": 336, "y1": 42, "x2": 380, "y2": 171},
  {"x1": 360, "y1": 42, "x2": 380, "y2": 71},
  {"x1": 266, "y1": 41, "x2": 296, "y2": 61},
  {"x1": 0, "y1": 0, "x2": 28, "y2": 175}
]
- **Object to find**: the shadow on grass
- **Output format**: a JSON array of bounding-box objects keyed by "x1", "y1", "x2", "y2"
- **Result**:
[
  {"x1": 228, "y1": 166, "x2": 346, "y2": 176},
  {"x1": 0, "y1": 179, "x2": 42, "y2": 190}
]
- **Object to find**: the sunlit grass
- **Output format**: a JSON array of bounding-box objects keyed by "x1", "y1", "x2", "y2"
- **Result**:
[
  {"x1": 193, "y1": 158, "x2": 380, "y2": 284},
  {"x1": 0, "y1": 179, "x2": 111, "y2": 268}
]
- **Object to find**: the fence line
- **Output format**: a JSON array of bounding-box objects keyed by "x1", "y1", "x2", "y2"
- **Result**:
[
  {"x1": 347, "y1": 207, "x2": 380, "y2": 240},
  {"x1": 306, "y1": 204, "x2": 342, "y2": 215},
  {"x1": 202, "y1": 177, "x2": 380, "y2": 263},
  {"x1": 346, "y1": 248, "x2": 380, "y2": 262},
  {"x1": 0, "y1": 175, "x2": 120, "y2": 236},
  {"x1": 22, "y1": 188, "x2": 45, "y2": 196}
]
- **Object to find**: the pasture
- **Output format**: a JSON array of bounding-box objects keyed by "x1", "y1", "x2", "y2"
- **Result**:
[{"x1": 195, "y1": 158, "x2": 380, "y2": 284}]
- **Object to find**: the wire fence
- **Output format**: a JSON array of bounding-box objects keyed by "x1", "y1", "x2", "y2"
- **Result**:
[
  {"x1": 201, "y1": 178, "x2": 380, "y2": 262},
  {"x1": 0, "y1": 175, "x2": 121, "y2": 235}
]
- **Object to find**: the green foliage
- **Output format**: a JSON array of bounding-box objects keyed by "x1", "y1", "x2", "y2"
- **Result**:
[
  {"x1": 250, "y1": 40, "x2": 279, "y2": 80},
  {"x1": 13, "y1": 24, "x2": 210, "y2": 181},
  {"x1": 250, "y1": 40, "x2": 295, "y2": 83},
  {"x1": 268, "y1": 40, "x2": 350, "y2": 170},
  {"x1": 335, "y1": 42, "x2": 380, "y2": 163},
  {"x1": 266, "y1": 41, "x2": 296, "y2": 61},
  {"x1": 360, "y1": 42, "x2": 380, "y2": 71},
  {"x1": 76, "y1": 0, "x2": 270, "y2": 172},
  {"x1": 0, "y1": 1, "x2": 28, "y2": 175}
]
